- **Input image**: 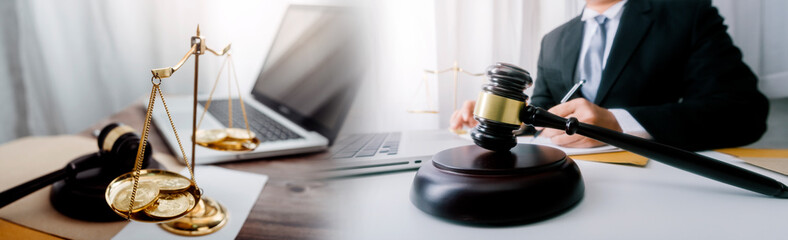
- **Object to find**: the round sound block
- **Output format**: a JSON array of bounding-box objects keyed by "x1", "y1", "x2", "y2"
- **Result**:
[{"x1": 410, "y1": 144, "x2": 584, "y2": 225}]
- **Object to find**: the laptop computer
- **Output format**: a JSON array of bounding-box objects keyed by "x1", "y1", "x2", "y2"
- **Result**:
[
  {"x1": 319, "y1": 130, "x2": 473, "y2": 177},
  {"x1": 150, "y1": 5, "x2": 362, "y2": 164}
]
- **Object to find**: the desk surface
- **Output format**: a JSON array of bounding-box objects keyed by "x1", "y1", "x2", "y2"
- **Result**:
[
  {"x1": 82, "y1": 104, "x2": 333, "y2": 240},
  {"x1": 4, "y1": 103, "x2": 788, "y2": 239},
  {"x1": 327, "y1": 152, "x2": 788, "y2": 240}
]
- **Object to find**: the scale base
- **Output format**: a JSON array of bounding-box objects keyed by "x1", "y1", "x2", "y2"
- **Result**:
[
  {"x1": 410, "y1": 144, "x2": 584, "y2": 225},
  {"x1": 159, "y1": 196, "x2": 228, "y2": 236}
]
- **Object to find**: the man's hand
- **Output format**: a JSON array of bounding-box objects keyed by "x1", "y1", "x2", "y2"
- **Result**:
[
  {"x1": 540, "y1": 98, "x2": 622, "y2": 148},
  {"x1": 449, "y1": 100, "x2": 478, "y2": 131}
]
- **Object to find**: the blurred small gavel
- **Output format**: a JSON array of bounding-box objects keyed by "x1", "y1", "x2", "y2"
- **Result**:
[{"x1": 0, "y1": 123, "x2": 159, "y2": 221}]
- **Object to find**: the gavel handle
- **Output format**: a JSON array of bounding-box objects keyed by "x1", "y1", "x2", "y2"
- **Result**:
[
  {"x1": 521, "y1": 106, "x2": 788, "y2": 198},
  {"x1": 0, "y1": 152, "x2": 100, "y2": 209},
  {"x1": 0, "y1": 168, "x2": 68, "y2": 208}
]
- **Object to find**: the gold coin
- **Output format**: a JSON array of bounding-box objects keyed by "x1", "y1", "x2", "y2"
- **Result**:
[
  {"x1": 144, "y1": 192, "x2": 196, "y2": 218},
  {"x1": 211, "y1": 139, "x2": 244, "y2": 150},
  {"x1": 148, "y1": 175, "x2": 192, "y2": 192},
  {"x1": 111, "y1": 181, "x2": 160, "y2": 212},
  {"x1": 195, "y1": 129, "x2": 228, "y2": 144},
  {"x1": 210, "y1": 139, "x2": 257, "y2": 151},
  {"x1": 226, "y1": 128, "x2": 255, "y2": 140},
  {"x1": 242, "y1": 141, "x2": 257, "y2": 149}
]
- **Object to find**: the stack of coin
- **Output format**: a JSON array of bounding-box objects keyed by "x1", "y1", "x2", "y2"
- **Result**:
[
  {"x1": 195, "y1": 129, "x2": 228, "y2": 145},
  {"x1": 141, "y1": 174, "x2": 195, "y2": 218},
  {"x1": 105, "y1": 170, "x2": 201, "y2": 222},
  {"x1": 194, "y1": 128, "x2": 259, "y2": 151},
  {"x1": 225, "y1": 128, "x2": 255, "y2": 140}
]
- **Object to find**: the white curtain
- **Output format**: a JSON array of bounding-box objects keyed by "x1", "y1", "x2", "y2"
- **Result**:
[
  {"x1": 345, "y1": 0, "x2": 580, "y2": 133},
  {"x1": 432, "y1": 0, "x2": 584, "y2": 129},
  {"x1": 714, "y1": 0, "x2": 788, "y2": 99},
  {"x1": 349, "y1": 0, "x2": 787, "y2": 133},
  {"x1": 2, "y1": 0, "x2": 784, "y2": 142},
  {"x1": 0, "y1": 0, "x2": 297, "y2": 143}
]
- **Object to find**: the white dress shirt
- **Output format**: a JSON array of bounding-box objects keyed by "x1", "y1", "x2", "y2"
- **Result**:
[{"x1": 576, "y1": 0, "x2": 653, "y2": 139}]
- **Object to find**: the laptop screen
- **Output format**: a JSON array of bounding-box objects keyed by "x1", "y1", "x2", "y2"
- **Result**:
[{"x1": 251, "y1": 5, "x2": 362, "y2": 145}]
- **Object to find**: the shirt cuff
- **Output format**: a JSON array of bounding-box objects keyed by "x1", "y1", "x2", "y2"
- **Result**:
[{"x1": 609, "y1": 108, "x2": 653, "y2": 139}]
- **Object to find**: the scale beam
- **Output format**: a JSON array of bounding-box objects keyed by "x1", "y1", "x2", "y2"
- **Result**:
[{"x1": 150, "y1": 26, "x2": 232, "y2": 79}]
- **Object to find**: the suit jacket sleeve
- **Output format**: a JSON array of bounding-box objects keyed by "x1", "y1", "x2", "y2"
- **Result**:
[{"x1": 625, "y1": 0, "x2": 768, "y2": 150}]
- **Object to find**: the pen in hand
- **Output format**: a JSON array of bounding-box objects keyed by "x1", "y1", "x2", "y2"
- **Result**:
[{"x1": 531, "y1": 79, "x2": 586, "y2": 141}]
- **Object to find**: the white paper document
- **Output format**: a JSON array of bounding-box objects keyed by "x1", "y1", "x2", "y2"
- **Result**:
[
  {"x1": 113, "y1": 166, "x2": 268, "y2": 240},
  {"x1": 517, "y1": 136, "x2": 622, "y2": 155},
  {"x1": 458, "y1": 132, "x2": 622, "y2": 155}
]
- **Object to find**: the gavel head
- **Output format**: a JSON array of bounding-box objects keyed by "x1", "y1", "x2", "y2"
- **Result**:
[
  {"x1": 50, "y1": 123, "x2": 157, "y2": 222},
  {"x1": 470, "y1": 62, "x2": 532, "y2": 152},
  {"x1": 96, "y1": 123, "x2": 153, "y2": 174}
]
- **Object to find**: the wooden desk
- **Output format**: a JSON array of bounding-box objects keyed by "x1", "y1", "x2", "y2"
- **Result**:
[
  {"x1": 80, "y1": 104, "x2": 332, "y2": 239},
  {"x1": 3, "y1": 103, "x2": 786, "y2": 239}
]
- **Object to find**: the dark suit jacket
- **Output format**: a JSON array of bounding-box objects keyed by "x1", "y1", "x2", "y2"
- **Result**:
[{"x1": 531, "y1": 0, "x2": 768, "y2": 150}]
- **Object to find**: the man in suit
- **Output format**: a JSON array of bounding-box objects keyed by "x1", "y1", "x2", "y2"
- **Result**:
[{"x1": 449, "y1": 0, "x2": 768, "y2": 150}]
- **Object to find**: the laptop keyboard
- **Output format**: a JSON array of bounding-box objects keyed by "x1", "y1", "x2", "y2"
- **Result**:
[
  {"x1": 200, "y1": 100, "x2": 303, "y2": 142},
  {"x1": 331, "y1": 132, "x2": 401, "y2": 159}
]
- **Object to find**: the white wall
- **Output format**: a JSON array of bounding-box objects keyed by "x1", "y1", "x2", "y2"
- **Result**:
[{"x1": 0, "y1": 0, "x2": 346, "y2": 143}]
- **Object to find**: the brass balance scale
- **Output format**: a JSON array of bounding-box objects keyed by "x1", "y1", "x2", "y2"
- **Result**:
[
  {"x1": 103, "y1": 26, "x2": 259, "y2": 236},
  {"x1": 408, "y1": 61, "x2": 486, "y2": 135},
  {"x1": 407, "y1": 61, "x2": 485, "y2": 115}
]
